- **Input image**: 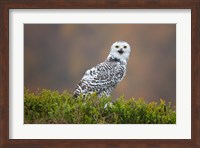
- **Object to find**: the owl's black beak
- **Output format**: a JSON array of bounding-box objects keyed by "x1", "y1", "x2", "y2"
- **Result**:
[{"x1": 118, "y1": 49, "x2": 124, "y2": 54}]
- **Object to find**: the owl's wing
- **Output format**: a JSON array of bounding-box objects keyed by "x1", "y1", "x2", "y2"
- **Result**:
[{"x1": 74, "y1": 61, "x2": 125, "y2": 97}]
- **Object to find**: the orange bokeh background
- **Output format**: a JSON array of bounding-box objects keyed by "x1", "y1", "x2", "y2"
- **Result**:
[{"x1": 24, "y1": 24, "x2": 176, "y2": 104}]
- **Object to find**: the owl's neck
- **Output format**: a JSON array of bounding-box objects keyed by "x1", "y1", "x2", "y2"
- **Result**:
[{"x1": 106, "y1": 55, "x2": 127, "y2": 65}]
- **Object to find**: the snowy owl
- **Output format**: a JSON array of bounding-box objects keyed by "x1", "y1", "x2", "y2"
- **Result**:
[{"x1": 73, "y1": 41, "x2": 131, "y2": 98}]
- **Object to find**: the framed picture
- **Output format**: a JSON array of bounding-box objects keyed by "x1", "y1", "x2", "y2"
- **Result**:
[{"x1": 1, "y1": 0, "x2": 199, "y2": 147}]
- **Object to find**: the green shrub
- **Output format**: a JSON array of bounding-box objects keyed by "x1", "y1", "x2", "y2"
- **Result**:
[{"x1": 24, "y1": 89, "x2": 176, "y2": 124}]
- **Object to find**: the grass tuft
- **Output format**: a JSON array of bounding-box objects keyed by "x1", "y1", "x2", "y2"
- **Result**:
[{"x1": 24, "y1": 88, "x2": 176, "y2": 124}]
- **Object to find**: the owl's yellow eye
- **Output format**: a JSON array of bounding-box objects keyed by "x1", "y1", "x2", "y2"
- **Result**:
[
  {"x1": 115, "y1": 45, "x2": 119, "y2": 48},
  {"x1": 124, "y1": 46, "x2": 127, "y2": 48}
]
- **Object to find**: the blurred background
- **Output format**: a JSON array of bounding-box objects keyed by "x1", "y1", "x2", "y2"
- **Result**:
[{"x1": 24, "y1": 24, "x2": 176, "y2": 105}]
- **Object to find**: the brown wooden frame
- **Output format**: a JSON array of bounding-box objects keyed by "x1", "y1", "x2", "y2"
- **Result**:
[{"x1": 0, "y1": 0, "x2": 199, "y2": 147}]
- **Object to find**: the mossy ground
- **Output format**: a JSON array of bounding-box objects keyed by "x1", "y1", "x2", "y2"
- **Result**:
[{"x1": 24, "y1": 89, "x2": 176, "y2": 124}]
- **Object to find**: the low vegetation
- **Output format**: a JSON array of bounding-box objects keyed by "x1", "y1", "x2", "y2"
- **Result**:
[{"x1": 24, "y1": 89, "x2": 176, "y2": 124}]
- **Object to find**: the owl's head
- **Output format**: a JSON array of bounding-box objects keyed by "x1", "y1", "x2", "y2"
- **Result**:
[{"x1": 108, "y1": 41, "x2": 131, "y2": 64}]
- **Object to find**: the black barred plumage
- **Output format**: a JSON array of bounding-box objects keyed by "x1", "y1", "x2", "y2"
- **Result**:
[{"x1": 73, "y1": 41, "x2": 131, "y2": 98}]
